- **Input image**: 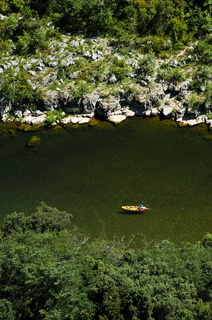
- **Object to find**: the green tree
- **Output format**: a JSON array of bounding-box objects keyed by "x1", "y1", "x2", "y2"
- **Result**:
[
  {"x1": 0, "y1": 207, "x2": 211, "y2": 320},
  {"x1": 0, "y1": 299, "x2": 15, "y2": 320},
  {"x1": 1, "y1": 202, "x2": 72, "y2": 236}
]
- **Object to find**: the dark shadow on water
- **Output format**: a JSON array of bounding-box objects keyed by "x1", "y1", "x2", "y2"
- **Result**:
[{"x1": 118, "y1": 211, "x2": 147, "y2": 215}]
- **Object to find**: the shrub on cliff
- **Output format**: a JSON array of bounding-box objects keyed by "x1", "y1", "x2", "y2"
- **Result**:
[{"x1": 0, "y1": 75, "x2": 42, "y2": 111}]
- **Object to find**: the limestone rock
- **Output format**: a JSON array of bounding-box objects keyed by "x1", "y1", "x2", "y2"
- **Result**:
[
  {"x1": 22, "y1": 114, "x2": 46, "y2": 125},
  {"x1": 42, "y1": 90, "x2": 59, "y2": 111},
  {"x1": 170, "y1": 60, "x2": 179, "y2": 67},
  {"x1": 14, "y1": 110, "x2": 23, "y2": 118},
  {"x1": 41, "y1": 71, "x2": 57, "y2": 86},
  {"x1": 0, "y1": 14, "x2": 6, "y2": 20},
  {"x1": 175, "y1": 80, "x2": 190, "y2": 92},
  {"x1": 77, "y1": 117, "x2": 91, "y2": 124},
  {"x1": 108, "y1": 74, "x2": 117, "y2": 84},
  {"x1": 61, "y1": 116, "x2": 73, "y2": 124},
  {"x1": 122, "y1": 109, "x2": 135, "y2": 117},
  {"x1": 61, "y1": 55, "x2": 74, "y2": 67},
  {"x1": 70, "y1": 40, "x2": 80, "y2": 47},
  {"x1": 48, "y1": 61, "x2": 58, "y2": 68},
  {"x1": 162, "y1": 106, "x2": 173, "y2": 118},
  {"x1": 177, "y1": 90, "x2": 187, "y2": 100},
  {"x1": 107, "y1": 114, "x2": 126, "y2": 124},
  {"x1": 70, "y1": 116, "x2": 90, "y2": 124},
  {"x1": 206, "y1": 119, "x2": 212, "y2": 127},
  {"x1": 95, "y1": 96, "x2": 121, "y2": 117},
  {"x1": 82, "y1": 92, "x2": 100, "y2": 113}
]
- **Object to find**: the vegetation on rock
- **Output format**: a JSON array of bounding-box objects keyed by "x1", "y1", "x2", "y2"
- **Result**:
[{"x1": 0, "y1": 1, "x2": 211, "y2": 124}]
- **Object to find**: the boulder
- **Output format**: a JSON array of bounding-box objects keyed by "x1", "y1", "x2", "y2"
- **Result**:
[
  {"x1": 28, "y1": 70, "x2": 36, "y2": 76},
  {"x1": 42, "y1": 90, "x2": 59, "y2": 111},
  {"x1": 107, "y1": 114, "x2": 126, "y2": 124},
  {"x1": 22, "y1": 114, "x2": 46, "y2": 125},
  {"x1": 162, "y1": 106, "x2": 173, "y2": 118},
  {"x1": 92, "y1": 52, "x2": 98, "y2": 60},
  {"x1": 134, "y1": 95, "x2": 151, "y2": 110},
  {"x1": 41, "y1": 71, "x2": 57, "y2": 86},
  {"x1": 143, "y1": 108, "x2": 160, "y2": 117},
  {"x1": 0, "y1": 14, "x2": 6, "y2": 20},
  {"x1": 70, "y1": 40, "x2": 80, "y2": 47},
  {"x1": 143, "y1": 110, "x2": 151, "y2": 116},
  {"x1": 206, "y1": 119, "x2": 212, "y2": 127},
  {"x1": 61, "y1": 116, "x2": 73, "y2": 124},
  {"x1": 95, "y1": 96, "x2": 121, "y2": 117},
  {"x1": 77, "y1": 117, "x2": 91, "y2": 124},
  {"x1": 0, "y1": 98, "x2": 12, "y2": 116},
  {"x1": 170, "y1": 60, "x2": 179, "y2": 67},
  {"x1": 140, "y1": 80, "x2": 148, "y2": 86},
  {"x1": 175, "y1": 80, "x2": 190, "y2": 92},
  {"x1": 63, "y1": 97, "x2": 82, "y2": 114},
  {"x1": 26, "y1": 135, "x2": 41, "y2": 147},
  {"x1": 122, "y1": 109, "x2": 135, "y2": 117},
  {"x1": 61, "y1": 55, "x2": 74, "y2": 67},
  {"x1": 14, "y1": 110, "x2": 23, "y2": 118},
  {"x1": 120, "y1": 90, "x2": 136, "y2": 104},
  {"x1": 108, "y1": 74, "x2": 117, "y2": 84},
  {"x1": 177, "y1": 90, "x2": 187, "y2": 100},
  {"x1": 70, "y1": 116, "x2": 90, "y2": 124},
  {"x1": 151, "y1": 83, "x2": 165, "y2": 99},
  {"x1": 48, "y1": 61, "x2": 58, "y2": 68},
  {"x1": 83, "y1": 51, "x2": 92, "y2": 58},
  {"x1": 23, "y1": 110, "x2": 31, "y2": 117},
  {"x1": 69, "y1": 71, "x2": 80, "y2": 79},
  {"x1": 177, "y1": 115, "x2": 206, "y2": 127},
  {"x1": 82, "y1": 92, "x2": 100, "y2": 113},
  {"x1": 36, "y1": 59, "x2": 45, "y2": 71},
  {"x1": 51, "y1": 125, "x2": 66, "y2": 134}
]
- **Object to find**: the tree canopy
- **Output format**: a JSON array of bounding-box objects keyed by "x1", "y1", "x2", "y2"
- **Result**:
[
  {"x1": 0, "y1": 0, "x2": 211, "y2": 41},
  {"x1": 0, "y1": 204, "x2": 211, "y2": 319}
]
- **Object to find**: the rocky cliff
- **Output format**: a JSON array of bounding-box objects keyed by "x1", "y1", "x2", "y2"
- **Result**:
[{"x1": 0, "y1": 34, "x2": 211, "y2": 128}]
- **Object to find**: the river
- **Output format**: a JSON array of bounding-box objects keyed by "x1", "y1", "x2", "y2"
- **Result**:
[{"x1": 0, "y1": 117, "x2": 211, "y2": 247}]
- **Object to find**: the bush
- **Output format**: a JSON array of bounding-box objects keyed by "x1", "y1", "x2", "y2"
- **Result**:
[
  {"x1": 202, "y1": 233, "x2": 212, "y2": 248},
  {"x1": 1, "y1": 202, "x2": 72, "y2": 236},
  {"x1": 0, "y1": 13, "x2": 19, "y2": 40},
  {"x1": 138, "y1": 51, "x2": 156, "y2": 76},
  {"x1": 193, "y1": 40, "x2": 212, "y2": 65},
  {"x1": 16, "y1": 28, "x2": 47, "y2": 54},
  {"x1": 108, "y1": 57, "x2": 130, "y2": 82},
  {"x1": 191, "y1": 66, "x2": 212, "y2": 92},
  {"x1": 0, "y1": 74, "x2": 42, "y2": 110},
  {"x1": 157, "y1": 66, "x2": 186, "y2": 84},
  {"x1": 204, "y1": 83, "x2": 212, "y2": 111},
  {"x1": 46, "y1": 109, "x2": 66, "y2": 123}
]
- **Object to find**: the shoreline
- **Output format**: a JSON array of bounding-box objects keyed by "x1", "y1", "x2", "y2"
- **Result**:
[
  {"x1": 1, "y1": 111, "x2": 212, "y2": 143},
  {"x1": 0, "y1": 34, "x2": 211, "y2": 133},
  {"x1": 1, "y1": 105, "x2": 212, "y2": 130}
]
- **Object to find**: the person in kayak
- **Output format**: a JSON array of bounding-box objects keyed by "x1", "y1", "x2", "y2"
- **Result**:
[{"x1": 138, "y1": 204, "x2": 144, "y2": 210}]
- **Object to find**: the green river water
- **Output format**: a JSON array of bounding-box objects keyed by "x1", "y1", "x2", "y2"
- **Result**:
[{"x1": 0, "y1": 117, "x2": 211, "y2": 247}]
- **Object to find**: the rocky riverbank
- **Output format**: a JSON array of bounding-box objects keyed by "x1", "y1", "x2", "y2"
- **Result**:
[{"x1": 0, "y1": 34, "x2": 211, "y2": 129}]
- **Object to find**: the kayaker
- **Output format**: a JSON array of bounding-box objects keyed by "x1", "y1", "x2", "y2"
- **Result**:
[{"x1": 138, "y1": 204, "x2": 144, "y2": 210}]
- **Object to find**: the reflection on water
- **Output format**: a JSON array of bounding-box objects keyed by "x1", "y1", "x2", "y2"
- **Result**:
[{"x1": 0, "y1": 117, "x2": 211, "y2": 247}]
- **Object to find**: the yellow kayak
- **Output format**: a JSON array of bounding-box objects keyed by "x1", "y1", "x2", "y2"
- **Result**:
[{"x1": 121, "y1": 205, "x2": 148, "y2": 212}]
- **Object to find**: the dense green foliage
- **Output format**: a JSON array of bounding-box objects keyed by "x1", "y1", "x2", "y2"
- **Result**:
[
  {"x1": 0, "y1": 0, "x2": 211, "y2": 41},
  {"x1": 0, "y1": 204, "x2": 211, "y2": 319}
]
